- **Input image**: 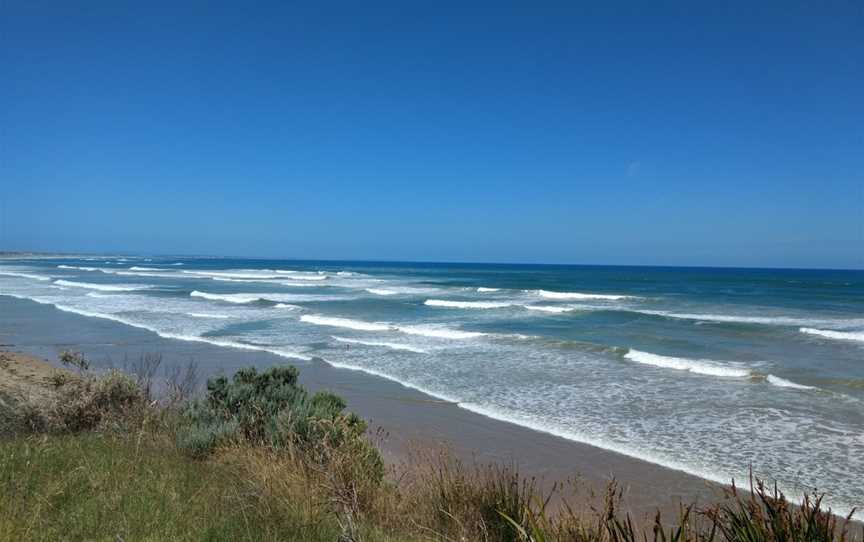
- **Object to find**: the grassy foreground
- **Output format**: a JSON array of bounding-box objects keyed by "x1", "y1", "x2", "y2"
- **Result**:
[{"x1": 0, "y1": 352, "x2": 859, "y2": 541}]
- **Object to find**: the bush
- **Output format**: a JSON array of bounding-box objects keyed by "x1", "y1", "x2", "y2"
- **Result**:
[
  {"x1": 177, "y1": 365, "x2": 384, "y2": 482},
  {"x1": 49, "y1": 369, "x2": 144, "y2": 432}
]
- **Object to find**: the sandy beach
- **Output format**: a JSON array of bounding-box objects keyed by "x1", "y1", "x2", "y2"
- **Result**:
[{"x1": 0, "y1": 294, "x2": 728, "y2": 522}]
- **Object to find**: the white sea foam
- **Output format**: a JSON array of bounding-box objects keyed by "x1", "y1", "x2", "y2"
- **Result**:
[
  {"x1": 275, "y1": 272, "x2": 327, "y2": 281},
  {"x1": 320, "y1": 358, "x2": 460, "y2": 403},
  {"x1": 190, "y1": 290, "x2": 334, "y2": 304},
  {"x1": 624, "y1": 349, "x2": 750, "y2": 378},
  {"x1": 274, "y1": 303, "x2": 302, "y2": 310},
  {"x1": 114, "y1": 271, "x2": 176, "y2": 278},
  {"x1": 524, "y1": 305, "x2": 576, "y2": 313},
  {"x1": 396, "y1": 324, "x2": 485, "y2": 340},
  {"x1": 129, "y1": 266, "x2": 163, "y2": 271},
  {"x1": 640, "y1": 310, "x2": 860, "y2": 328},
  {"x1": 300, "y1": 314, "x2": 484, "y2": 340},
  {"x1": 336, "y1": 271, "x2": 355, "y2": 277},
  {"x1": 332, "y1": 336, "x2": 427, "y2": 354},
  {"x1": 301, "y1": 315, "x2": 390, "y2": 331},
  {"x1": 766, "y1": 375, "x2": 816, "y2": 390},
  {"x1": 57, "y1": 265, "x2": 99, "y2": 272},
  {"x1": 54, "y1": 280, "x2": 152, "y2": 292},
  {"x1": 182, "y1": 270, "x2": 285, "y2": 279},
  {"x1": 800, "y1": 327, "x2": 864, "y2": 343},
  {"x1": 185, "y1": 312, "x2": 231, "y2": 319},
  {"x1": 536, "y1": 289, "x2": 632, "y2": 301},
  {"x1": 477, "y1": 287, "x2": 500, "y2": 292},
  {"x1": 366, "y1": 288, "x2": 398, "y2": 296},
  {"x1": 425, "y1": 299, "x2": 513, "y2": 309},
  {"x1": 0, "y1": 271, "x2": 50, "y2": 281}
]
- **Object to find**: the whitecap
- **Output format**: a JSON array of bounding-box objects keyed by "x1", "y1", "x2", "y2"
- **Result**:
[
  {"x1": 536, "y1": 289, "x2": 633, "y2": 301},
  {"x1": 524, "y1": 305, "x2": 576, "y2": 313},
  {"x1": 800, "y1": 327, "x2": 864, "y2": 343},
  {"x1": 300, "y1": 314, "x2": 484, "y2": 340},
  {"x1": 624, "y1": 349, "x2": 750, "y2": 378},
  {"x1": 57, "y1": 265, "x2": 98, "y2": 271},
  {"x1": 425, "y1": 299, "x2": 513, "y2": 309},
  {"x1": 395, "y1": 324, "x2": 485, "y2": 340},
  {"x1": 766, "y1": 375, "x2": 817, "y2": 390},
  {"x1": 182, "y1": 270, "x2": 285, "y2": 280},
  {"x1": 300, "y1": 314, "x2": 390, "y2": 331},
  {"x1": 185, "y1": 312, "x2": 231, "y2": 319},
  {"x1": 0, "y1": 271, "x2": 51, "y2": 281},
  {"x1": 477, "y1": 287, "x2": 500, "y2": 292},
  {"x1": 54, "y1": 279, "x2": 152, "y2": 292},
  {"x1": 366, "y1": 288, "x2": 398, "y2": 296}
]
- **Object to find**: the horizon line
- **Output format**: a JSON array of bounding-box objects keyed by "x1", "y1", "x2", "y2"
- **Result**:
[{"x1": 2, "y1": 250, "x2": 862, "y2": 272}]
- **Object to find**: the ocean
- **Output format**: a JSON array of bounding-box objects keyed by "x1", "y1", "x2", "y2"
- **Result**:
[{"x1": 1, "y1": 256, "x2": 862, "y2": 516}]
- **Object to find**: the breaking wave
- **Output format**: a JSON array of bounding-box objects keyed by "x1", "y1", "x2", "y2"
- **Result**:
[
  {"x1": 57, "y1": 265, "x2": 98, "y2": 271},
  {"x1": 425, "y1": 299, "x2": 513, "y2": 309},
  {"x1": 54, "y1": 280, "x2": 152, "y2": 292},
  {"x1": 300, "y1": 314, "x2": 485, "y2": 339},
  {"x1": 366, "y1": 288, "x2": 398, "y2": 296},
  {"x1": 536, "y1": 290, "x2": 633, "y2": 301},
  {"x1": 0, "y1": 271, "x2": 51, "y2": 281},
  {"x1": 524, "y1": 305, "x2": 577, "y2": 313},
  {"x1": 766, "y1": 375, "x2": 816, "y2": 390},
  {"x1": 800, "y1": 327, "x2": 864, "y2": 343},
  {"x1": 624, "y1": 349, "x2": 750, "y2": 378}
]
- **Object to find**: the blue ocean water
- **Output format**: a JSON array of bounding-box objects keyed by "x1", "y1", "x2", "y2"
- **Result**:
[{"x1": 1, "y1": 257, "x2": 862, "y2": 515}]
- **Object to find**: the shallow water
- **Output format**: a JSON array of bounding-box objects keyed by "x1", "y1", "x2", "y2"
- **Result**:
[{"x1": 2, "y1": 257, "x2": 862, "y2": 516}]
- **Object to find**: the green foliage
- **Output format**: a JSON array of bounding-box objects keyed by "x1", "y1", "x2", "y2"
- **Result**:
[
  {"x1": 177, "y1": 365, "x2": 384, "y2": 483},
  {"x1": 706, "y1": 478, "x2": 858, "y2": 542}
]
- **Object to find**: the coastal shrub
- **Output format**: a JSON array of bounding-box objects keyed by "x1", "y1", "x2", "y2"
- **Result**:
[
  {"x1": 49, "y1": 368, "x2": 144, "y2": 432},
  {"x1": 0, "y1": 390, "x2": 48, "y2": 435},
  {"x1": 59, "y1": 350, "x2": 90, "y2": 373},
  {"x1": 177, "y1": 365, "x2": 384, "y2": 482}
]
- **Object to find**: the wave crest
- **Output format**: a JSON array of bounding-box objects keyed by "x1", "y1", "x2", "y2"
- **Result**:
[
  {"x1": 425, "y1": 299, "x2": 513, "y2": 309},
  {"x1": 624, "y1": 349, "x2": 750, "y2": 378},
  {"x1": 54, "y1": 280, "x2": 152, "y2": 292},
  {"x1": 536, "y1": 289, "x2": 633, "y2": 301},
  {"x1": 800, "y1": 327, "x2": 864, "y2": 343}
]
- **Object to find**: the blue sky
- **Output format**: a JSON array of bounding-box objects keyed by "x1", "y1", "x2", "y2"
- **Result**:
[{"x1": 2, "y1": 2, "x2": 862, "y2": 268}]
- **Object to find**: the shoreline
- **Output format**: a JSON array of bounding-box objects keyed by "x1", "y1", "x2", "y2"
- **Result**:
[{"x1": 0, "y1": 294, "x2": 735, "y2": 521}]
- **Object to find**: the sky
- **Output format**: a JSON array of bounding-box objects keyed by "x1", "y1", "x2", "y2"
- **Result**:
[{"x1": 2, "y1": 2, "x2": 862, "y2": 268}]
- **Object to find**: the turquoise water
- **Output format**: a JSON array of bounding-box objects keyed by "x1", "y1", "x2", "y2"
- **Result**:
[{"x1": 1, "y1": 257, "x2": 862, "y2": 515}]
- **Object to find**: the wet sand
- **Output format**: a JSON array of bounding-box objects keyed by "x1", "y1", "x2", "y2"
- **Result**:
[{"x1": 0, "y1": 295, "x2": 728, "y2": 522}]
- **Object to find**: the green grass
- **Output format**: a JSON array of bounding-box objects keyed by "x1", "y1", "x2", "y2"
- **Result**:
[{"x1": 0, "y1": 432, "x2": 349, "y2": 541}]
